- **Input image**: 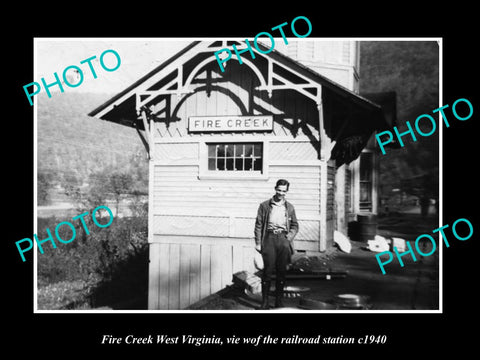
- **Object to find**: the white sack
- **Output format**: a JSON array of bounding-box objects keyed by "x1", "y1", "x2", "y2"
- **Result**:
[
  {"x1": 391, "y1": 237, "x2": 407, "y2": 252},
  {"x1": 254, "y1": 250, "x2": 264, "y2": 270},
  {"x1": 367, "y1": 236, "x2": 390, "y2": 252},
  {"x1": 334, "y1": 230, "x2": 352, "y2": 253}
]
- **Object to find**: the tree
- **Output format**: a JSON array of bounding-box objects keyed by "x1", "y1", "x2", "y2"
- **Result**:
[
  {"x1": 360, "y1": 41, "x2": 439, "y2": 213},
  {"x1": 38, "y1": 171, "x2": 54, "y2": 205},
  {"x1": 108, "y1": 172, "x2": 134, "y2": 215},
  {"x1": 62, "y1": 149, "x2": 147, "y2": 217}
]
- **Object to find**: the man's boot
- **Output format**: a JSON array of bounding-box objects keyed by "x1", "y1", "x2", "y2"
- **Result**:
[
  {"x1": 275, "y1": 280, "x2": 285, "y2": 308},
  {"x1": 260, "y1": 280, "x2": 271, "y2": 309}
]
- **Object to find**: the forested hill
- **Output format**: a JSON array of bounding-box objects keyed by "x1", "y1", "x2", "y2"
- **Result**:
[
  {"x1": 37, "y1": 92, "x2": 148, "y2": 205},
  {"x1": 360, "y1": 41, "x2": 440, "y2": 200}
]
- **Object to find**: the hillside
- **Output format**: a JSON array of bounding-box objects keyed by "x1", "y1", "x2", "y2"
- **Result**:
[
  {"x1": 359, "y1": 41, "x2": 440, "y2": 207},
  {"x1": 37, "y1": 92, "x2": 148, "y2": 206}
]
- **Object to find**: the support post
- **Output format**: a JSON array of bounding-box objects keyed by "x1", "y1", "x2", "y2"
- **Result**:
[
  {"x1": 319, "y1": 161, "x2": 328, "y2": 252},
  {"x1": 267, "y1": 59, "x2": 273, "y2": 98},
  {"x1": 317, "y1": 86, "x2": 331, "y2": 161},
  {"x1": 317, "y1": 87, "x2": 327, "y2": 252},
  {"x1": 140, "y1": 108, "x2": 153, "y2": 160}
]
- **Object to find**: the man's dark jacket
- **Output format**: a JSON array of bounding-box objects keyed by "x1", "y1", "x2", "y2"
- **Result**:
[{"x1": 254, "y1": 199, "x2": 299, "y2": 254}]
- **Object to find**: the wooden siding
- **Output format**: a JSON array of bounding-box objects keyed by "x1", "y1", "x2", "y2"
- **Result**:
[
  {"x1": 152, "y1": 163, "x2": 321, "y2": 215},
  {"x1": 269, "y1": 141, "x2": 318, "y2": 162},
  {"x1": 153, "y1": 214, "x2": 231, "y2": 237},
  {"x1": 334, "y1": 165, "x2": 346, "y2": 234},
  {"x1": 327, "y1": 163, "x2": 335, "y2": 221},
  {"x1": 154, "y1": 142, "x2": 198, "y2": 164},
  {"x1": 345, "y1": 166, "x2": 352, "y2": 213},
  {"x1": 151, "y1": 163, "x2": 322, "y2": 246},
  {"x1": 148, "y1": 237, "x2": 257, "y2": 309}
]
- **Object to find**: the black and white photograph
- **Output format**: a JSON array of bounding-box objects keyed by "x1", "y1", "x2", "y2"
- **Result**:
[
  {"x1": 33, "y1": 38, "x2": 440, "y2": 312},
  {"x1": 6, "y1": 7, "x2": 478, "y2": 356}
]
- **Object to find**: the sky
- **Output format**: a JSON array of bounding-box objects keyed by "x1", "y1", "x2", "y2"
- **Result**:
[
  {"x1": 35, "y1": 39, "x2": 191, "y2": 94},
  {"x1": 33, "y1": 37, "x2": 354, "y2": 96},
  {"x1": 34, "y1": 38, "x2": 440, "y2": 100}
]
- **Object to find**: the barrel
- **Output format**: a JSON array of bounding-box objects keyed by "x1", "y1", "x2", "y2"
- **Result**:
[{"x1": 357, "y1": 213, "x2": 377, "y2": 242}]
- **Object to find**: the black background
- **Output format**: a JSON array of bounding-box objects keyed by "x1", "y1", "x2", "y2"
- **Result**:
[{"x1": 5, "y1": 5, "x2": 477, "y2": 356}]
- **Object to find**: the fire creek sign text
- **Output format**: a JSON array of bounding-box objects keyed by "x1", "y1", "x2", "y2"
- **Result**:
[{"x1": 188, "y1": 115, "x2": 273, "y2": 133}]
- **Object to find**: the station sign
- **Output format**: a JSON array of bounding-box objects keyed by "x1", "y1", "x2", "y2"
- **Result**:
[{"x1": 188, "y1": 115, "x2": 273, "y2": 133}]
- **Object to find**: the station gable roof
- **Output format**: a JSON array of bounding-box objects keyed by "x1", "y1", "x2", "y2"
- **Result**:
[{"x1": 89, "y1": 40, "x2": 390, "y2": 165}]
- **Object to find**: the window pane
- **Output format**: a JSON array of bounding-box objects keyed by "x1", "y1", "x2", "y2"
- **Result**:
[
  {"x1": 360, "y1": 182, "x2": 372, "y2": 202},
  {"x1": 217, "y1": 145, "x2": 225, "y2": 157},
  {"x1": 245, "y1": 144, "x2": 253, "y2": 157},
  {"x1": 253, "y1": 144, "x2": 262, "y2": 156},
  {"x1": 235, "y1": 158, "x2": 244, "y2": 171},
  {"x1": 208, "y1": 145, "x2": 216, "y2": 158},
  {"x1": 217, "y1": 158, "x2": 225, "y2": 170},
  {"x1": 360, "y1": 153, "x2": 373, "y2": 181},
  {"x1": 225, "y1": 144, "x2": 234, "y2": 157},
  {"x1": 244, "y1": 158, "x2": 252, "y2": 170},
  {"x1": 208, "y1": 158, "x2": 216, "y2": 170},
  {"x1": 226, "y1": 158, "x2": 234, "y2": 170},
  {"x1": 235, "y1": 144, "x2": 244, "y2": 157},
  {"x1": 254, "y1": 158, "x2": 262, "y2": 171}
]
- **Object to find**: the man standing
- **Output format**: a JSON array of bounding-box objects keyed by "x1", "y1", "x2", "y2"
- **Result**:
[{"x1": 254, "y1": 179, "x2": 299, "y2": 309}]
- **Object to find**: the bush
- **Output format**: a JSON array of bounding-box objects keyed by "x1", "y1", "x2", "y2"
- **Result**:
[
  {"x1": 37, "y1": 214, "x2": 148, "y2": 309},
  {"x1": 37, "y1": 171, "x2": 54, "y2": 206}
]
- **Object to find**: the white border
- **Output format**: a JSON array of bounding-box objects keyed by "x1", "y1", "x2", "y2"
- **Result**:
[
  {"x1": 33, "y1": 37, "x2": 443, "y2": 314},
  {"x1": 438, "y1": 38, "x2": 443, "y2": 313},
  {"x1": 33, "y1": 38, "x2": 39, "y2": 313}
]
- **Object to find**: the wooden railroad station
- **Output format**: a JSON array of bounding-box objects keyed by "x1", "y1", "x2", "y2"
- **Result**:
[{"x1": 89, "y1": 40, "x2": 390, "y2": 310}]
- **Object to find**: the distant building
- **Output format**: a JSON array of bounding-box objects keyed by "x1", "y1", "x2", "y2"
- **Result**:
[{"x1": 89, "y1": 40, "x2": 391, "y2": 310}]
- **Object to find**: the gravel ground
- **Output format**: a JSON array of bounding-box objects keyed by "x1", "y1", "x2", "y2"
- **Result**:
[{"x1": 188, "y1": 213, "x2": 440, "y2": 311}]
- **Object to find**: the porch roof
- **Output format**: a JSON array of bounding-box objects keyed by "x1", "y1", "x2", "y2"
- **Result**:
[{"x1": 88, "y1": 40, "x2": 391, "y2": 165}]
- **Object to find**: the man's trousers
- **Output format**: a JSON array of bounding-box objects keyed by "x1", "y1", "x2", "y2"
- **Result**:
[{"x1": 261, "y1": 231, "x2": 291, "y2": 282}]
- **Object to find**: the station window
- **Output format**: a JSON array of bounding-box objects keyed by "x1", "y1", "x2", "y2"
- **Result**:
[
  {"x1": 359, "y1": 152, "x2": 373, "y2": 211},
  {"x1": 207, "y1": 143, "x2": 263, "y2": 173}
]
